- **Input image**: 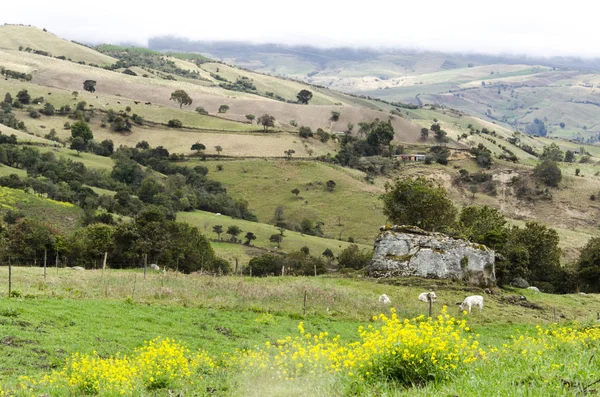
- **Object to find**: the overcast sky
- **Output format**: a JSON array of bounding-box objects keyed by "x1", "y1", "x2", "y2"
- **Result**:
[{"x1": 4, "y1": 0, "x2": 598, "y2": 57}]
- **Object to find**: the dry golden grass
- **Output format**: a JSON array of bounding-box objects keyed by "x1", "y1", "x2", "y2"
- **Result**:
[{"x1": 0, "y1": 25, "x2": 115, "y2": 66}]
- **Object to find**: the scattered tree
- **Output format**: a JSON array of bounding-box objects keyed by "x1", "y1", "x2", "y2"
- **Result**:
[
  {"x1": 269, "y1": 234, "x2": 283, "y2": 248},
  {"x1": 381, "y1": 177, "x2": 457, "y2": 232},
  {"x1": 337, "y1": 244, "x2": 372, "y2": 269},
  {"x1": 215, "y1": 145, "x2": 223, "y2": 156},
  {"x1": 564, "y1": 150, "x2": 575, "y2": 163},
  {"x1": 258, "y1": 114, "x2": 275, "y2": 132},
  {"x1": 330, "y1": 111, "x2": 340, "y2": 121},
  {"x1": 170, "y1": 90, "x2": 193, "y2": 109},
  {"x1": 244, "y1": 232, "x2": 257, "y2": 245},
  {"x1": 245, "y1": 114, "x2": 255, "y2": 123},
  {"x1": 191, "y1": 142, "x2": 206, "y2": 154},
  {"x1": 70, "y1": 136, "x2": 86, "y2": 154},
  {"x1": 168, "y1": 119, "x2": 183, "y2": 128},
  {"x1": 83, "y1": 80, "x2": 96, "y2": 93},
  {"x1": 420, "y1": 128, "x2": 429, "y2": 140},
  {"x1": 326, "y1": 180, "x2": 336, "y2": 192},
  {"x1": 17, "y1": 89, "x2": 30, "y2": 104},
  {"x1": 71, "y1": 120, "x2": 93, "y2": 142},
  {"x1": 296, "y1": 89, "x2": 313, "y2": 104},
  {"x1": 212, "y1": 225, "x2": 223, "y2": 240},
  {"x1": 540, "y1": 143, "x2": 564, "y2": 162},
  {"x1": 218, "y1": 105, "x2": 229, "y2": 113},
  {"x1": 534, "y1": 160, "x2": 562, "y2": 187},
  {"x1": 195, "y1": 106, "x2": 208, "y2": 115},
  {"x1": 226, "y1": 225, "x2": 242, "y2": 242}
]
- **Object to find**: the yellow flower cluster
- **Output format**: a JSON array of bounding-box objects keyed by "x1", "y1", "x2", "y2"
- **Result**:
[
  {"x1": 37, "y1": 337, "x2": 216, "y2": 395},
  {"x1": 235, "y1": 306, "x2": 481, "y2": 386},
  {"x1": 501, "y1": 323, "x2": 600, "y2": 361}
]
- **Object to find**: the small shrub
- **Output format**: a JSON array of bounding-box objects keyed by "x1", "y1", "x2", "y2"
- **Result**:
[
  {"x1": 167, "y1": 119, "x2": 183, "y2": 128},
  {"x1": 218, "y1": 105, "x2": 229, "y2": 113}
]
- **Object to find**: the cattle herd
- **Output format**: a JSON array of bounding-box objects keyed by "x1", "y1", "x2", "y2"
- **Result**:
[{"x1": 378, "y1": 291, "x2": 485, "y2": 314}]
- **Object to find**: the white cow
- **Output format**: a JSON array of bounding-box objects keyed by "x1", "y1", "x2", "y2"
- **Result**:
[
  {"x1": 72, "y1": 266, "x2": 85, "y2": 271},
  {"x1": 378, "y1": 294, "x2": 392, "y2": 304},
  {"x1": 527, "y1": 286, "x2": 540, "y2": 293},
  {"x1": 149, "y1": 264, "x2": 160, "y2": 271},
  {"x1": 418, "y1": 291, "x2": 437, "y2": 303},
  {"x1": 459, "y1": 295, "x2": 484, "y2": 313}
]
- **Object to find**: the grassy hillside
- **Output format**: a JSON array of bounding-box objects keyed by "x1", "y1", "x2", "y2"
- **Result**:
[
  {"x1": 177, "y1": 210, "x2": 371, "y2": 257},
  {"x1": 0, "y1": 186, "x2": 83, "y2": 232},
  {"x1": 201, "y1": 159, "x2": 386, "y2": 244},
  {"x1": 0, "y1": 25, "x2": 115, "y2": 66}
]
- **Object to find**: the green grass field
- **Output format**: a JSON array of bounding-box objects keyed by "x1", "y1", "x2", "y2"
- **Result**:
[
  {"x1": 1, "y1": 268, "x2": 600, "y2": 395},
  {"x1": 177, "y1": 210, "x2": 371, "y2": 257},
  {"x1": 195, "y1": 159, "x2": 386, "y2": 244}
]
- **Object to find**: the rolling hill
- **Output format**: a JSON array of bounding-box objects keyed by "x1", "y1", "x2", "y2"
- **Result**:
[{"x1": 148, "y1": 38, "x2": 600, "y2": 142}]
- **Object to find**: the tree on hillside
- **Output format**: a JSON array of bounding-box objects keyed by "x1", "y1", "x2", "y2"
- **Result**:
[
  {"x1": 525, "y1": 118, "x2": 547, "y2": 136},
  {"x1": 246, "y1": 114, "x2": 255, "y2": 123},
  {"x1": 212, "y1": 225, "x2": 223, "y2": 240},
  {"x1": 330, "y1": 111, "x2": 340, "y2": 121},
  {"x1": 70, "y1": 136, "x2": 87, "y2": 154},
  {"x1": 84, "y1": 223, "x2": 115, "y2": 270},
  {"x1": 195, "y1": 106, "x2": 208, "y2": 115},
  {"x1": 4, "y1": 93, "x2": 12, "y2": 104},
  {"x1": 244, "y1": 232, "x2": 257, "y2": 245},
  {"x1": 459, "y1": 206, "x2": 507, "y2": 250},
  {"x1": 366, "y1": 120, "x2": 395, "y2": 154},
  {"x1": 284, "y1": 149, "x2": 295, "y2": 159},
  {"x1": 322, "y1": 248, "x2": 334, "y2": 263},
  {"x1": 170, "y1": 90, "x2": 192, "y2": 109},
  {"x1": 190, "y1": 142, "x2": 206, "y2": 154},
  {"x1": 218, "y1": 105, "x2": 229, "y2": 113},
  {"x1": 226, "y1": 225, "x2": 242, "y2": 242},
  {"x1": 534, "y1": 160, "x2": 562, "y2": 187},
  {"x1": 577, "y1": 237, "x2": 600, "y2": 292},
  {"x1": 269, "y1": 234, "x2": 283, "y2": 248},
  {"x1": 564, "y1": 150, "x2": 575, "y2": 163},
  {"x1": 296, "y1": 89, "x2": 313, "y2": 105},
  {"x1": 540, "y1": 143, "x2": 564, "y2": 162},
  {"x1": 420, "y1": 128, "x2": 429, "y2": 140},
  {"x1": 17, "y1": 89, "x2": 30, "y2": 105},
  {"x1": 215, "y1": 145, "x2": 223, "y2": 156},
  {"x1": 83, "y1": 80, "x2": 96, "y2": 93},
  {"x1": 71, "y1": 120, "x2": 93, "y2": 142},
  {"x1": 337, "y1": 244, "x2": 372, "y2": 270},
  {"x1": 326, "y1": 180, "x2": 336, "y2": 192},
  {"x1": 381, "y1": 177, "x2": 457, "y2": 232},
  {"x1": 258, "y1": 114, "x2": 275, "y2": 132}
]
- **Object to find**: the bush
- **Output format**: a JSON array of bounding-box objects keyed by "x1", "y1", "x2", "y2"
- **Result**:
[
  {"x1": 298, "y1": 126, "x2": 313, "y2": 138},
  {"x1": 534, "y1": 160, "x2": 561, "y2": 187},
  {"x1": 330, "y1": 111, "x2": 340, "y2": 121},
  {"x1": 195, "y1": 106, "x2": 208, "y2": 115},
  {"x1": 337, "y1": 244, "x2": 372, "y2": 270},
  {"x1": 248, "y1": 254, "x2": 282, "y2": 277},
  {"x1": 167, "y1": 119, "x2": 183, "y2": 128},
  {"x1": 218, "y1": 105, "x2": 229, "y2": 113}
]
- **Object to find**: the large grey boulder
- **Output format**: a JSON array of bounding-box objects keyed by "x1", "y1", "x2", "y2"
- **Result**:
[{"x1": 367, "y1": 225, "x2": 496, "y2": 286}]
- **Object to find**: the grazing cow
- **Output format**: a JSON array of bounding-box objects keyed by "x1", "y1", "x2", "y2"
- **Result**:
[
  {"x1": 149, "y1": 264, "x2": 160, "y2": 271},
  {"x1": 418, "y1": 291, "x2": 437, "y2": 303},
  {"x1": 527, "y1": 286, "x2": 540, "y2": 293},
  {"x1": 145, "y1": 102, "x2": 151, "y2": 105},
  {"x1": 72, "y1": 266, "x2": 85, "y2": 271},
  {"x1": 459, "y1": 295, "x2": 484, "y2": 313},
  {"x1": 378, "y1": 294, "x2": 391, "y2": 304},
  {"x1": 134, "y1": 101, "x2": 140, "y2": 104}
]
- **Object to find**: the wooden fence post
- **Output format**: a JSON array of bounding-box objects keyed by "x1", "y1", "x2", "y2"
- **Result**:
[
  {"x1": 144, "y1": 254, "x2": 147, "y2": 280},
  {"x1": 303, "y1": 290, "x2": 307, "y2": 316},
  {"x1": 8, "y1": 256, "x2": 12, "y2": 298},
  {"x1": 44, "y1": 249, "x2": 47, "y2": 281}
]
